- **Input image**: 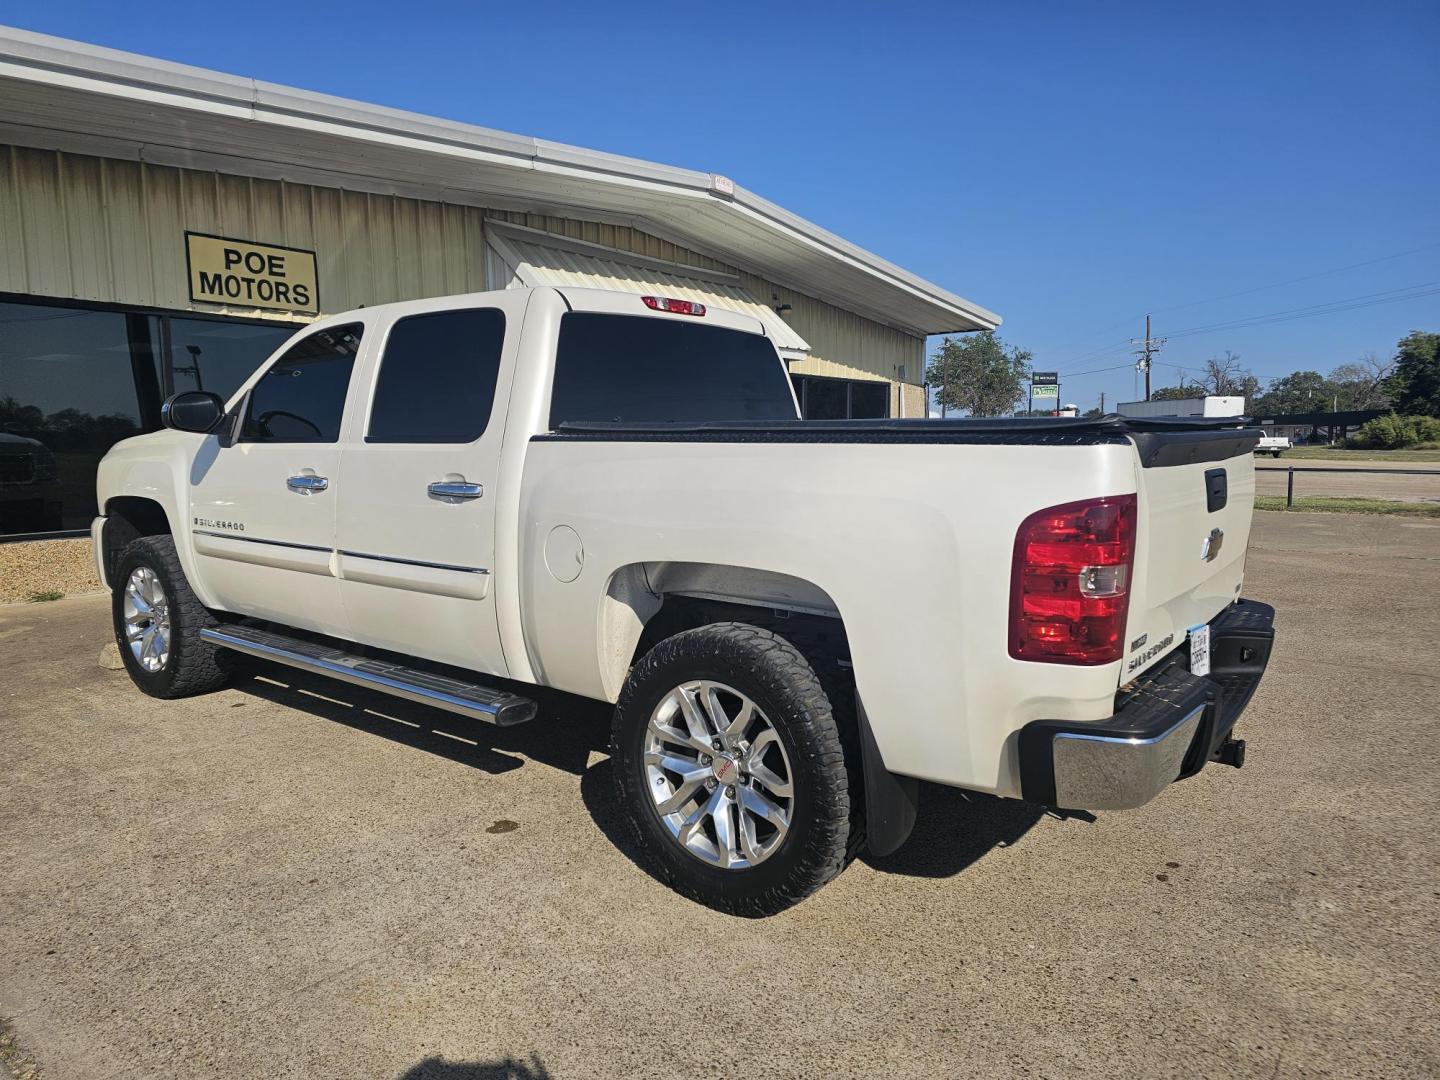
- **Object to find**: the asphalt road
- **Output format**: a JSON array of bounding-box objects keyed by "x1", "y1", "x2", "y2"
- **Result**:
[
  {"x1": 2, "y1": 511, "x2": 1437, "y2": 1079},
  {"x1": 1254, "y1": 460, "x2": 1440, "y2": 503}
]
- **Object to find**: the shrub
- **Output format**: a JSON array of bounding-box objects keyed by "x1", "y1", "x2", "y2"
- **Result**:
[{"x1": 1350, "y1": 414, "x2": 1423, "y2": 449}]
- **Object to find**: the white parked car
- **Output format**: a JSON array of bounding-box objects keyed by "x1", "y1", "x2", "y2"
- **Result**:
[{"x1": 94, "y1": 287, "x2": 1276, "y2": 913}]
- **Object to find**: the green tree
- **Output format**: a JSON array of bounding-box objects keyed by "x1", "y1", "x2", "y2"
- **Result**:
[
  {"x1": 1386, "y1": 331, "x2": 1440, "y2": 416},
  {"x1": 1252, "y1": 371, "x2": 1340, "y2": 416},
  {"x1": 927, "y1": 332, "x2": 1033, "y2": 417},
  {"x1": 1150, "y1": 384, "x2": 1203, "y2": 401}
]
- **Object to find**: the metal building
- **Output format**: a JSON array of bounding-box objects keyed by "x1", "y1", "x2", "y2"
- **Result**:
[{"x1": 0, "y1": 26, "x2": 998, "y2": 552}]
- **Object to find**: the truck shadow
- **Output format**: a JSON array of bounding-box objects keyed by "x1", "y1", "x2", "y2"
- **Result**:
[
  {"x1": 235, "y1": 663, "x2": 1083, "y2": 886},
  {"x1": 398, "y1": 1054, "x2": 551, "y2": 1080}
]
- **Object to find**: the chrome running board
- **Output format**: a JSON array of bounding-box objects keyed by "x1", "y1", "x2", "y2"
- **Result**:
[{"x1": 201, "y1": 623, "x2": 536, "y2": 726}]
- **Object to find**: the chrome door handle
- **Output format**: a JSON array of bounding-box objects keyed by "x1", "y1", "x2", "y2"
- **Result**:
[
  {"x1": 428, "y1": 481, "x2": 483, "y2": 500},
  {"x1": 286, "y1": 474, "x2": 329, "y2": 494}
]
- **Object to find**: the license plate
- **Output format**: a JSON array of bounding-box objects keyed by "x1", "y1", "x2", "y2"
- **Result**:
[{"x1": 1189, "y1": 623, "x2": 1211, "y2": 677}]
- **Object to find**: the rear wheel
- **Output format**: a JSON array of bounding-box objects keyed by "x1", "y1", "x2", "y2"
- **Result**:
[
  {"x1": 111, "y1": 535, "x2": 232, "y2": 699},
  {"x1": 611, "y1": 622, "x2": 855, "y2": 916}
]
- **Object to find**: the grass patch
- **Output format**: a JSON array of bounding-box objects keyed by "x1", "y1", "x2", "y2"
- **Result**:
[
  {"x1": 25, "y1": 590, "x2": 64, "y2": 603},
  {"x1": 1256, "y1": 496, "x2": 1440, "y2": 517},
  {"x1": 1281, "y1": 446, "x2": 1440, "y2": 462},
  {"x1": 0, "y1": 1016, "x2": 41, "y2": 1079}
]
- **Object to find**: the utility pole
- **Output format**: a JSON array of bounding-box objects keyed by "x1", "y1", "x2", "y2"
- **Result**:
[
  {"x1": 1099, "y1": 391, "x2": 1106, "y2": 414},
  {"x1": 1130, "y1": 314, "x2": 1166, "y2": 401}
]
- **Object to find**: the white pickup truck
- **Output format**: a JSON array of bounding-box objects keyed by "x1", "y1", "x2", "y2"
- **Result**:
[
  {"x1": 94, "y1": 287, "x2": 1276, "y2": 914},
  {"x1": 1256, "y1": 433, "x2": 1292, "y2": 457}
]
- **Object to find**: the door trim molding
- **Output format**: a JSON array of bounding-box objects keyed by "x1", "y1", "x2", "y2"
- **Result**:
[{"x1": 338, "y1": 549, "x2": 490, "y2": 575}]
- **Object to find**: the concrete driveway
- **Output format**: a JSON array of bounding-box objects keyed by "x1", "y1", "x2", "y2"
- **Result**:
[{"x1": 2, "y1": 512, "x2": 1437, "y2": 1079}]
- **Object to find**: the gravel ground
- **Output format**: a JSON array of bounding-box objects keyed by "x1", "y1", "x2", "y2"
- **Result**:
[
  {"x1": 0, "y1": 510, "x2": 1436, "y2": 1079},
  {"x1": 0, "y1": 538, "x2": 101, "y2": 604}
]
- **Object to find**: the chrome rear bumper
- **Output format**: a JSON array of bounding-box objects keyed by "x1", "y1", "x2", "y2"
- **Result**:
[
  {"x1": 1050, "y1": 704, "x2": 1206, "y2": 811},
  {"x1": 1018, "y1": 598, "x2": 1275, "y2": 811}
]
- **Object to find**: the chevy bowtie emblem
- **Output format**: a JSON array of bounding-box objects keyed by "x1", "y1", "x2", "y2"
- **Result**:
[{"x1": 1201, "y1": 527, "x2": 1225, "y2": 563}]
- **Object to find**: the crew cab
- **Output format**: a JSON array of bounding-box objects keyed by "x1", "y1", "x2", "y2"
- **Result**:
[{"x1": 93, "y1": 287, "x2": 1276, "y2": 914}]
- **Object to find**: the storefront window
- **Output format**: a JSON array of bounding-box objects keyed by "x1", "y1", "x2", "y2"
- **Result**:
[
  {"x1": 793, "y1": 374, "x2": 892, "y2": 420},
  {"x1": 0, "y1": 303, "x2": 147, "y2": 535},
  {"x1": 0, "y1": 298, "x2": 296, "y2": 538},
  {"x1": 168, "y1": 317, "x2": 294, "y2": 404}
]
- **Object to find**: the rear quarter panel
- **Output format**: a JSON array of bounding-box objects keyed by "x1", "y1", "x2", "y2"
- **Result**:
[{"x1": 516, "y1": 437, "x2": 1140, "y2": 797}]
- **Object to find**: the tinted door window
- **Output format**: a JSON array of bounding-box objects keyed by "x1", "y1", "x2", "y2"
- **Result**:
[
  {"x1": 549, "y1": 314, "x2": 796, "y2": 427},
  {"x1": 241, "y1": 324, "x2": 362, "y2": 443},
  {"x1": 367, "y1": 309, "x2": 506, "y2": 443}
]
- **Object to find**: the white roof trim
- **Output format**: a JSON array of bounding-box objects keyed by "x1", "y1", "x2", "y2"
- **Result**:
[
  {"x1": 0, "y1": 25, "x2": 1001, "y2": 337},
  {"x1": 485, "y1": 226, "x2": 810, "y2": 352}
]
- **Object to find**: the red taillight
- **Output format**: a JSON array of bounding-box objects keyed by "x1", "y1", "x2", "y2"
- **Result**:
[
  {"x1": 641, "y1": 295, "x2": 706, "y2": 316},
  {"x1": 1009, "y1": 494, "x2": 1137, "y2": 665}
]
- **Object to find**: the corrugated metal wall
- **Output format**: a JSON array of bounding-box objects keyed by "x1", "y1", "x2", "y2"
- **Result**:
[
  {"x1": 0, "y1": 144, "x2": 925, "y2": 402},
  {"x1": 0, "y1": 144, "x2": 487, "y2": 322},
  {"x1": 492, "y1": 210, "x2": 925, "y2": 389}
]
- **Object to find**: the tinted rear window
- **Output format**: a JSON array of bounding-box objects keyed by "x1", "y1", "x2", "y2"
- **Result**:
[
  {"x1": 367, "y1": 308, "x2": 506, "y2": 443},
  {"x1": 548, "y1": 313, "x2": 796, "y2": 427}
]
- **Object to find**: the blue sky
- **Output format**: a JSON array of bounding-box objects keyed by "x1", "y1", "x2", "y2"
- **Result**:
[{"x1": 8, "y1": 1, "x2": 1438, "y2": 409}]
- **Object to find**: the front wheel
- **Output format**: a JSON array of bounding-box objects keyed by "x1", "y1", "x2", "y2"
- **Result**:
[
  {"x1": 111, "y1": 534, "x2": 233, "y2": 699},
  {"x1": 611, "y1": 622, "x2": 856, "y2": 916}
]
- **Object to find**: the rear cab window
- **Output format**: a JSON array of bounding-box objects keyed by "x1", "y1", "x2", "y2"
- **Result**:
[{"x1": 548, "y1": 313, "x2": 797, "y2": 427}]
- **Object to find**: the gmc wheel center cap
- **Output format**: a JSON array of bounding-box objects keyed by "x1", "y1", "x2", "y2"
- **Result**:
[{"x1": 712, "y1": 754, "x2": 740, "y2": 785}]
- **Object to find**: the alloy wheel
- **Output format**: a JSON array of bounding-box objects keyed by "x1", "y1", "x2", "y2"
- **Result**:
[
  {"x1": 643, "y1": 680, "x2": 795, "y2": 870},
  {"x1": 123, "y1": 566, "x2": 171, "y2": 673}
]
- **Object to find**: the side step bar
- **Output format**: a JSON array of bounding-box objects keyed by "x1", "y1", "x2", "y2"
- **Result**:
[{"x1": 201, "y1": 623, "x2": 537, "y2": 726}]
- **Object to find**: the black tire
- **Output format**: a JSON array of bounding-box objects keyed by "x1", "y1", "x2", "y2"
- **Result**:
[
  {"x1": 611, "y1": 622, "x2": 855, "y2": 916},
  {"x1": 111, "y1": 534, "x2": 232, "y2": 699}
]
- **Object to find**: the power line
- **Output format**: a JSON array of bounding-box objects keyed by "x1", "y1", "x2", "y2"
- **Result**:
[
  {"x1": 1056, "y1": 360, "x2": 1135, "y2": 378},
  {"x1": 1045, "y1": 238, "x2": 1440, "y2": 365},
  {"x1": 1056, "y1": 280, "x2": 1440, "y2": 377},
  {"x1": 1149, "y1": 240, "x2": 1440, "y2": 317},
  {"x1": 1163, "y1": 281, "x2": 1440, "y2": 339}
]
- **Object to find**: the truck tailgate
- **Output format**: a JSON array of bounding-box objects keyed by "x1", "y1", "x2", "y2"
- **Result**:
[{"x1": 1122, "y1": 431, "x2": 1258, "y2": 680}]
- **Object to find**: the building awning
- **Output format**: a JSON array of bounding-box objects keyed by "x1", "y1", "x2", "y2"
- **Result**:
[
  {"x1": 0, "y1": 27, "x2": 1001, "y2": 338},
  {"x1": 486, "y1": 222, "x2": 810, "y2": 354}
]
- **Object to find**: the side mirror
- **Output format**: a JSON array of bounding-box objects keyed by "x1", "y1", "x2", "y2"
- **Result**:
[{"x1": 161, "y1": 391, "x2": 226, "y2": 434}]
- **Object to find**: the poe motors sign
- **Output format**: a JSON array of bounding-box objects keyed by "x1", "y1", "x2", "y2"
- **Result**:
[{"x1": 186, "y1": 233, "x2": 319, "y2": 315}]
